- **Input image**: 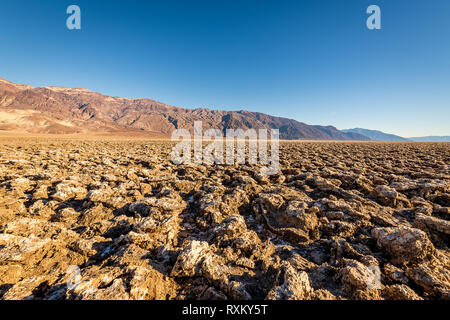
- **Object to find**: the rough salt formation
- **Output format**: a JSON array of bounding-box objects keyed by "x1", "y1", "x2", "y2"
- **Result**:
[{"x1": 0, "y1": 138, "x2": 449, "y2": 300}]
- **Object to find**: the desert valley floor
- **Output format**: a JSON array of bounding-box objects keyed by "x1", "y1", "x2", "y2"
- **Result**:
[{"x1": 0, "y1": 137, "x2": 449, "y2": 300}]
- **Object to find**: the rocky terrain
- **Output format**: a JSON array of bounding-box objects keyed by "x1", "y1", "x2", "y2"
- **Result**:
[
  {"x1": 0, "y1": 137, "x2": 449, "y2": 300},
  {"x1": 0, "y1": 77, "x2": 369, "y2": 140}
]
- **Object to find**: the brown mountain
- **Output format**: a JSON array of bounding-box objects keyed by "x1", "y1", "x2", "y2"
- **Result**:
[{"x1": 0, "y1": 77, "x2": 369, "y2": 140}]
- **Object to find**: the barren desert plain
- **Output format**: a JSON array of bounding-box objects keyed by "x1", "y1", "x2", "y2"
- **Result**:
[{"x1": 0, "y1": 135, "x2": 449, "y2": 300}]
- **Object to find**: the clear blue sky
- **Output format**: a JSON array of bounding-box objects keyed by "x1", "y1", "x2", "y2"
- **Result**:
[{"x1": 0, "y1": 0, "x2": 449, "y2": 137}]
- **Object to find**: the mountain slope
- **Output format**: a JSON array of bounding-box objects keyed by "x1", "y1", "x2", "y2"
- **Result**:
[
  {"x1": 0, "y1": 77, "x2": 370, "y2": 140},
  {"x1": 342, "y1": 128, "x2": 407, "y2": 141}
]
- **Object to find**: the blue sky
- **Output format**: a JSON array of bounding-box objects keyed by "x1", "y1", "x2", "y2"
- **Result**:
[{"x1": 0, "y1": 0, "x2": 449, "y2": 137}]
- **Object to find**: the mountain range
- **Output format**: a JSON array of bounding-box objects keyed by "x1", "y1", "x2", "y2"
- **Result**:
[
  {"x1": 1, "y1": 77, "x2": 447, "y2": 141},
  {"x1": 407, "y1": 136, "x2": 450, "y2": 142},
  {"x1": 0, "y1": 77, "x2": 369, "y2": 140},
  {"x1": 342, "y1": 128, "x2": 409, "y2": 142},
  {"x1": 343, "y1": 128, "x2": 450, "y2": 142}
]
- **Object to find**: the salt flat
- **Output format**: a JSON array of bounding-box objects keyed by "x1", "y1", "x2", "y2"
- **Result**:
[{"x1": 0, "y1": 137, "x2": 449, "y2": 300}]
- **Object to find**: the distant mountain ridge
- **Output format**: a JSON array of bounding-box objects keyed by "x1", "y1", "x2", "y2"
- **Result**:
[
  {"x1": 408, "y1": 136, "x2": 450, "y2": 142},
  {"x1": 343, "y1": 128, "x2": 450, "y2": 142},
  {"x1": 0, "y1": 77, "x2": 369, "y2": 140},
  {"x1": 342, "y1": 128, "x2": 408, "y2": 141}
]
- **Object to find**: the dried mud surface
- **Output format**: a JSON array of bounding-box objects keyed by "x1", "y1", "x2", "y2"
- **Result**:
[{"x1": 0, "y1": 137, "x2": 449, "y2": 300}]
